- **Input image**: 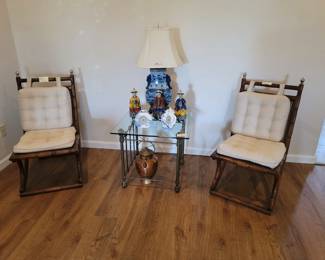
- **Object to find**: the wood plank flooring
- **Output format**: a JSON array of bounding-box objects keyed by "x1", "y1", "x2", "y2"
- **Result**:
[{"x1": 0, "y1": 148, "x2": 324, "y2": 259}]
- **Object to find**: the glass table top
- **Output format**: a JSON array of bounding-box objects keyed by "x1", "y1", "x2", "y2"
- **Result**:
[{"x1": 110, "y1": 112, "x2": 190, "y2": 139}]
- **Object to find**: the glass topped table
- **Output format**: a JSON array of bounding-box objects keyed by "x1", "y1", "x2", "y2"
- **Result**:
[{"x1": 110, "y1": 113, "x2": 190, "y2": 192}]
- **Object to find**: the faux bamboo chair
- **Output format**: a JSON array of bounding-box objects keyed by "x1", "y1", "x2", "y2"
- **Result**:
[
  {"x1": 210, "y1": 73, "x2": 304, "y2": 214},
  {"x1": 10, "y1": 70, "x2": 83, "y2": 196}
]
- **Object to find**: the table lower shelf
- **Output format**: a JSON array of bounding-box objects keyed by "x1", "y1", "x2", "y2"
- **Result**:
[
  {"x1": 120, "y1": 153, "x2": 185, "y2": 193},
  {"x1": 117, "y1": 132, "x2": 186, "y2": 193}
]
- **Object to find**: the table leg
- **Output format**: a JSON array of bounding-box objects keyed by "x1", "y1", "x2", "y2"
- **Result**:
[
  {"x1": 135, "y1": 126, "x2": 139, "y2": 154},
  {"x1": 175, "y1": 137, "x2": 184, "y2": 193},
  {"x1": 119, "y1": 133, "x2": 128, "y2": 188},
  {"x1": 180, "y1": 138, "x2": 185, "y2": 165}
]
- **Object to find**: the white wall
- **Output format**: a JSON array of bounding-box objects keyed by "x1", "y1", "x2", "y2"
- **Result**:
[
  {"x1": 0, "y1": 0, "x2": 20, "y2": 169},
  {"x1": 6, "y1": 0, "x2": 325, "y2": 161},
  {"x1": 316, "y1": 120, "x2": 325, "y2": 163}
]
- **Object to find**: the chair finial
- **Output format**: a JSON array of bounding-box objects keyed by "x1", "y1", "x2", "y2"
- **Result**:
[
  {"x1": 300, "y1": 77, "x2": 305, "y2": 84},
  {"x1": 70, "y1": 69, "x2": 74, "y2": 75},
  {"x1": 243, "y1": 72, "x2": 247, "y2": 79},
  {"x1": 16, "y1": 71, "x2": 20, "y2": 77}
]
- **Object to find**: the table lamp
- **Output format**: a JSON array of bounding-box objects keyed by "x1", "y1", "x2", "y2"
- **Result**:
[{"x1": 137, "y1": 26, "x2": 184, "y2": 112}]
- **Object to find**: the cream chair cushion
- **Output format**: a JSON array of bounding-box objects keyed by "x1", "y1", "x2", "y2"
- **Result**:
[
  {"x1": 217, "y1": 134, "x2": 286, "y2": 168},
  {"x1": 13, "y1": 127, "x2": 76, "y2": 153},
  {"x1": 232, "y1": 92, "x2": 290, "y2": 142},
  {"x1": 18, "y1": 86, "x2": 72, "y2": 131}
]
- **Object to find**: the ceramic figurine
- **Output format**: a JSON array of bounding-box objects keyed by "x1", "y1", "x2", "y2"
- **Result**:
[
  {"x1": 175, "y1": 91, "x2": 187, "y2": 122},
  {"x1": 135, "y1": 109, "x2": 153, "y2": 128},
  {"x1": 151, "y1": 89, "x2": 167, "y2": 120},
  {"x1": 161, "y1": 108, "x2": 177, "y2": 128},
  {"x1": 129, "y1": 88, "x2": 141, "y2": 118}
]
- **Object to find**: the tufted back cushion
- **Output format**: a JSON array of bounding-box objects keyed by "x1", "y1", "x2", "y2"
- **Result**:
[
  {"x1": 18, "y1": 86, "x2": 72, "y2": 131},
  {"x1": 232, "y1": 92, "x2": 290, "y2": 142}
]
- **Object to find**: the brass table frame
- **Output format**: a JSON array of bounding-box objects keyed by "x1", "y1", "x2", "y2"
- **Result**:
[{"x1": 112, "y1": 120, "x2": 187, "y2": 192}]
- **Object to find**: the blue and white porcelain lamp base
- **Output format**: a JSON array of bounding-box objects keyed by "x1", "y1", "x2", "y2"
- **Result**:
[{"x1": 145, "y1": 68, "x2": 172, "y2": 108}]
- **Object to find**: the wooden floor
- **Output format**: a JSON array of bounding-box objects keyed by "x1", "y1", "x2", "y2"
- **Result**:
[{"x1": 0, "y1": 149, "x2": 325, "y2": 260}]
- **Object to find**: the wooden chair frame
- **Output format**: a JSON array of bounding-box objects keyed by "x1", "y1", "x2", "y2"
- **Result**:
[
  {"x1": 210, "y1": 73, "x2": 305, "y2": 214},
  {"x1": 10, "y1": 70, "x2": 83, "y2": 196}
]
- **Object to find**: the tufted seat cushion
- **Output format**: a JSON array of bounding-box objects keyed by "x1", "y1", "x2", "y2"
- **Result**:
[
  {"x1": 232, "y1": 92, "x2": 290, "y2": 142},
  {"x1": 13, "y1": 127, "x2": 76, "y2": 153},
  {"x1": 18, "y1": 86, "x2": 72, "y2": 131},
  {"x1": 218, "y1": 134, "x2": 286, "y2": 168}
]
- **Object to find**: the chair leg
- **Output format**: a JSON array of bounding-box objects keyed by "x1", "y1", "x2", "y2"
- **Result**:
[
  {"x1": 209, "y1": 158, "x2": 281, "y2": 215},
  {"x1": 269, "y1": 173, "x2": 281, "y2": 211},
  {"x1": 76, "y1": 152, "x2": 83, "y2": 184},
  {"x1": 20, "y1": 154, "x2": 83, "y2": 196},
  {"x1": 17, "y1": 159, "x2": 29, "y2": 194},
  {"x1": 210, "y1": 158, "x2": 225, "y2": 191}
]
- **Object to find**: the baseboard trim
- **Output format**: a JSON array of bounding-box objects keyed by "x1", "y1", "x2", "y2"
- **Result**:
[
  {"x1": 286, "y1": 154, "x2": 316, "y2": 164},
  {"x1": 82, "y1": 140, "x2": 316, "y2": 164},
  {"x1": 0, "y1": 154, "x2": 11, "y2": 172},
  {"x1": 82, "y1": 140, "x2": 120, "y2": 150}
]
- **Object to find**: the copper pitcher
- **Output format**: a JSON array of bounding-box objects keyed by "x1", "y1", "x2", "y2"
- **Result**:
[{"x1": 135, "y1": 147, "x2": 158, "y2": 179}]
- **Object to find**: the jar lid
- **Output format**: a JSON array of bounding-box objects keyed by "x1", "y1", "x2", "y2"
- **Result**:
[{"x1": 140, "y1": 147, "x2": 154, "y2": 158}]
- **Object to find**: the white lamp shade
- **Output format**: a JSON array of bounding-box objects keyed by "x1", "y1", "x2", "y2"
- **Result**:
[{"x1": 137, "y1": 27, "x2": 184, "y2": 69}]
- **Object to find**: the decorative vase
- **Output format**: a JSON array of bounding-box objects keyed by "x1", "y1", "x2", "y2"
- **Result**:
[
  {"x1": 175, "y1": 91, "x2": 187, "y2": 122},
  {"x1": 135, "y1": 147, "x2": 158, "y2": 180},
  {"x1": 129, "y1": 88, "x2": 141, "y2": 118}
]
